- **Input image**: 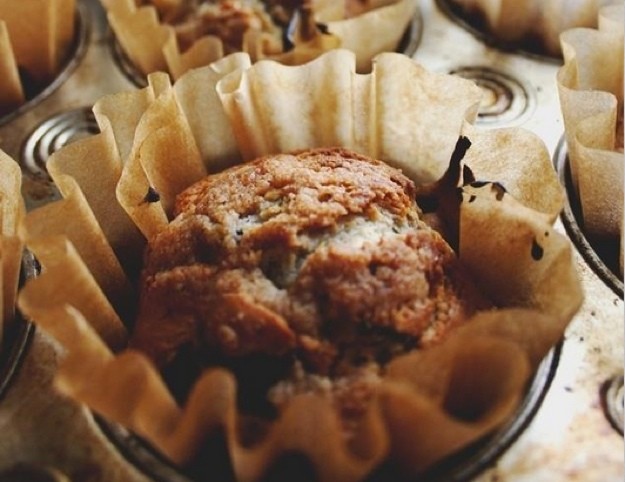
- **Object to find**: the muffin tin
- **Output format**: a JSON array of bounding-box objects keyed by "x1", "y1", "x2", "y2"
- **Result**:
[
  {"x1": 0, "y1": 0, "x2": 622, "y2": 481},
  {"x1": 0, "y1": 252, "x2": 36, "y2": 401}
]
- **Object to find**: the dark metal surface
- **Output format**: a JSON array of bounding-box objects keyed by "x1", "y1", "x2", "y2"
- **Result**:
[
  {"x1": 449, "y1": 66, "x2": 535, "y2": 125},
  {"x1": 0, "y1": 251, "x2": 37, "y2": 402},
  {"x1": 21, "y1": 107, "x2": 99, "y2": 186},
  {"x1": 96, "y1": 418, "x2": 193, "y2": 482}
]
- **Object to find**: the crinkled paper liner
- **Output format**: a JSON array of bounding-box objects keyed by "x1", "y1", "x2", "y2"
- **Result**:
[
  {"x1": 101, "y1": 0, "x2": 416, "y2": 79},
  {"x1": 448, "y1": 0, "x2": 619, "y2": 56},
  {"x1": 0, "y1": 0, "x2": 76, "y2": 115},
  {"x1": 557, "y1": 3, "x2": 624, "y2": 271},
  {"x1": 0, "y1": 151, "x2": 25, "y2": 347},
  {"x1": 14, "y1": 50, "x2": 583, "y2": 481}
]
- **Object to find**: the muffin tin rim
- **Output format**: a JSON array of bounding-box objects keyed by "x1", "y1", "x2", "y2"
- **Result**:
[{"x1": 0, "y1": 250, "x2": 38, "y2": 402}]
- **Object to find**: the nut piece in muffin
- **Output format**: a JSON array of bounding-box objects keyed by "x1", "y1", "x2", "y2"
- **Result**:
[{"x1": 130, "y1": 148, "x2": 489, "y2": 424}]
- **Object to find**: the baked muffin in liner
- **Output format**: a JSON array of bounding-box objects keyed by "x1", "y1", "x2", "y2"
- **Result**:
[
  {"x1": 101, "y1": 0, "x2": 417, "y2": 79},
  {"x1": 15, "y1": 50, "x2": 582, "y2": 480},
  {"x1": 443, "y1": 0, "x2": 620, "y2": 57},
  {"x1": 556, "y1": 3, "x2": 624, "y2": 274},
  {"x1": 0, "y1": 0, "x2": 76, "y2": 115}
]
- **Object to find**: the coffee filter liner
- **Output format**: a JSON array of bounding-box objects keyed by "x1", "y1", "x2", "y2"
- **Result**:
[
  {"x1": 448, "y1": 0, "x2": 618, "y2": 56},
  {"x1": 0, "y1": 151, "x2": 24, "y2": 346},
  {"x1": 101, "y1": 0, "x2": 416, "y2": 79},
  {"x1": 0, "y1": 22, "x2": 24, "y2": 115},
  {"x1": 0, "y1": 0, "x2": 76, "y2": 114},
  {"x1": 16, "y1": 50, "x2": 582, "y2": 480},
  {"x1": 314, "y1": 0, "x2": 417, "y2": 72},
  {"x1": 556, "y1": 4, "x2": 624, "y2": 270}
]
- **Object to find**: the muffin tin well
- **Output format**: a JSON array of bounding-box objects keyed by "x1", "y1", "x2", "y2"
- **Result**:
[
  {"x1": 433, "y1": 0, "x2": 561, "y2": 62},
  {"x1": 449, "y1": 66, "x2": 534, "y2": 125},
  {"x1": 0, "y1": 251, "x2": 36, "y2": 401},
  {"x1": 21, "y1": 107, "x2": 99, "y2": 204},
  {"x1": 553, "y1": 137, "x2": 623, "y2": 297},
  {"x1": 0, "y1": 1, "x2": 91, "y2": 128}
]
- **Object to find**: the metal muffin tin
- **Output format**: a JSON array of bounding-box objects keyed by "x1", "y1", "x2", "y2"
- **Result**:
[
  {"x1": 0, "y1": 0, "x2": 622, "y2": 481},
  {"x1": 0, "y1": 251, "x2": 37, "y2": 402}
]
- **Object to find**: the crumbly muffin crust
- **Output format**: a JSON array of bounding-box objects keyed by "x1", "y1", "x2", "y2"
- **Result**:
[{"x1": 131, "y1": 148, "x2": 486, "y2": 412}]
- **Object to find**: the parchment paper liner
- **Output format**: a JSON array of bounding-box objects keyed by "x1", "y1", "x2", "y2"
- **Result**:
[
  {"x1": 16, "y1": 50, "x2": 582, "y2": 480},
  {"x1": 556, "y1": 4, "x2": 624, "y2": 273},
  {"x1": 101, "y1": 0, "x2": 416, "y2": 79},
  {"x1": 446, "y1": 0, "x2": 619, "y2": 57},
  {"x1": 0, "y1": 0, "x2": 76, "y2": 115},
  {"x1": 0, "y1": 151, "x2": 24, "y2": 348}
]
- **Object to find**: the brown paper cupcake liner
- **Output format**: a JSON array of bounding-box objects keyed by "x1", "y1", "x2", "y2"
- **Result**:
[
  {"x1": 102, "y1": 0, "x2": 417, "y2": 80},
  {"x1": 0, "y1": 150, "x2": 25, "y2": 343},
  {"x1": 556, "y1": 3, "x2": 624, "y2": 271},
  {"x1": 14, "y1": 49, "x2": 582, "y2": 480},
  {"x1": 0, "y1": 150, "x2": 32, "y2": 405},
  {"x1": 0, "y1": 0, "x2": 77, "y2": 115},
  {"x1": 441, "y1": 0, "x2": 620, "y2": 57}
]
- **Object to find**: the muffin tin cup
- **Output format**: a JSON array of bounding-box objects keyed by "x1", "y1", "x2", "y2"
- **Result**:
[
  {"x1": 0, "y1": 251, "x2": 37, "y2": 402},
  {"x1": 433, "y1": 0, "x2": 561, "y2": 63},
  {"x1": 0, "y1": 1, "x2": 91, "y2": 128},
  {"x1": 449, "y1": 66, "x2": 535, "y2": 126},
  {"x1": 0, "y1": 1, "x2": 90, "y2": 402},
  {"x1": 553, "y1": 136, "x2": 623, "y2": 298}
]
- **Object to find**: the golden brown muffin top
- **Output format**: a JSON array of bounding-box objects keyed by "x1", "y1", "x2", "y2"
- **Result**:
[{"x1": 132, "y1": 148, "x2": 485, "y2": 384}]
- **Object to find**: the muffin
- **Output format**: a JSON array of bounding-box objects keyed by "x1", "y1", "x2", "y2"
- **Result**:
[
  {"x1": 131, "y1": 148, "x2": 489, "y2": 422},
  {"x1": 102, "y1": 0, "x2": 417, "y2": 78},
  {"x1": 16, "y1": 50, "x2": 582, "y2": 481},
  {"x1": 444, "y1": 0, "x2": 620, "y2": 57},
  {"x1": 0, "y1": 0, "x2": 76, "y2": 116}
]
